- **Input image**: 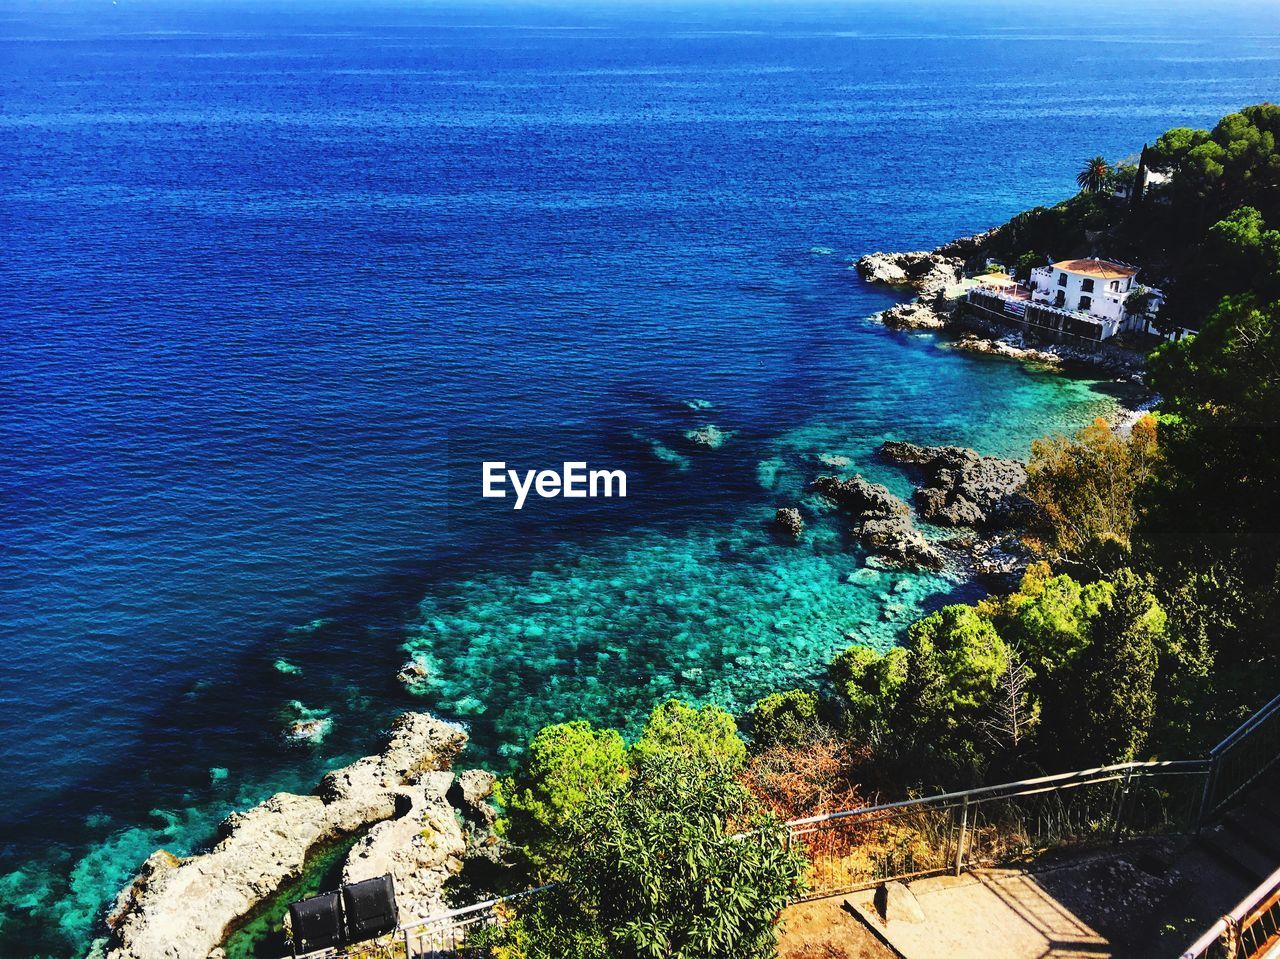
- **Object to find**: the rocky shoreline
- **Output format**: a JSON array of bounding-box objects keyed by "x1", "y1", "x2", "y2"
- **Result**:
[
  {"x1": 854, "y1": 241, "x2": 1149, "y2": 382},
  {"x1": 796, "y1": 440, "x2": 1034, "y2": 587},
  {"x1": 101, "y1": 714, "x2": 496, "y2": 959}
]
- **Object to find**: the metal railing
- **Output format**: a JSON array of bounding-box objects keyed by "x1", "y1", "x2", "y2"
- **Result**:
[
  {"x1": 1200, "y1": 690, "x2": 1280, "y2": 821},
  {"x1": 400, "y1": 887, "x2": 552, "y2": 959},
  {"x1": 309, "y1": 688, "x2": 1280, "y2": 958},
  {"x1": 787, "y1": 760, "x2": 1208, "y2": 900},
  {"x1": 1180, "y1": 865, "x2": 1280, "y2": 959}
]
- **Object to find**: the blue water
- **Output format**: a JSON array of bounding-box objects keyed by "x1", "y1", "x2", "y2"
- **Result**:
[{"x1": 3, "y1": 0, "x2": 1279, "y2": 954}]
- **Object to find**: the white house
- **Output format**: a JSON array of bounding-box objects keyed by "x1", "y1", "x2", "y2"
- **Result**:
[
  {"x1": 1028, "y1": 258, "x2": 1164, "y2": 340},
  {"x1": 963, "y1": 256, "x2": 1179, "y2": 344}
]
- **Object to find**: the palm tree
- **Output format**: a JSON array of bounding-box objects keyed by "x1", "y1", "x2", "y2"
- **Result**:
[{"x1": 1076, "y1": 156, "x2": 1111, "y2": 193}]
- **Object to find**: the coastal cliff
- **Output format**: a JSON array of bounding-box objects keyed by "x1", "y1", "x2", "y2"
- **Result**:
[{"x1": 102, "y1": 713, "x2": 492, "y2": 959}]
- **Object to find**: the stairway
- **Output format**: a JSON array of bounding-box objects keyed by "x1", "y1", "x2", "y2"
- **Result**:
[{"x1": 1124, "y1": 769, "x2": 1280, "y2": 957}]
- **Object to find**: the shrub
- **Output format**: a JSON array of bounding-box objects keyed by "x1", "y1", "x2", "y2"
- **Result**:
[
  {"x1": 739, "y1": 734, "x2": 867, "y2": 863},
  {"x1": 631, "y1": 699, "x2": 747, "y2": 770},
  {"x1": 890, "y1": 605, "x2": 1010, "y2": 775},
  {"x1": 749, "y1": 689, "x2": 823, "y2": 749},
  {"x1": 827, "y1": 645, "x2": 907, "y2": 741},
  {"x1": 486, "y1": 753, "x2": 806, "y2": 959},
  {"x1": 988, "y1": 562, "x2": 1113, "y2": 682},
  {"x1": 1024, "y1": 415, "x2": 1160, "y2": 573},
  {"x1": 1059, "y1": 570, "x2": 1165, "y2": 766},
  {"x1": 495, "y1": 720, "x2": 628, "y2": 876}
]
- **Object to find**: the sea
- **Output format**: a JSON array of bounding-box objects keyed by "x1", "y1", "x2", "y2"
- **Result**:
[{"x1": 2, "y1": 0, "x2": 1278, "y2": 954}]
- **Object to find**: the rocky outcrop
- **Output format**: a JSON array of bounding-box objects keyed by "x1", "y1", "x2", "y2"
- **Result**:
[
  {"x1": 855, "y1": 230, "x2": 998, "y2": 293},
  {"x1": 774, "y1": 507, "x2": 805, "y2": 541},
  {"x1": 103, "y1": 713, "x2": 484, "y2": 959},
  {"x1": 933, "y1": 229, "x2": 1000, "y2": 267},
  {"x1": 856, "y1": 249, "x2": 964, "y2": 298},
  {"x1": 948, "y1": 317, "x2": 1150, "y2": 378},
  {"x1": 450, "y1": 769, "x2": 499, "y2": 828},
  {"x1": 340, "y1": 770, "x2": 466, "y2": 921},
  {"x1": 812, "y1": 474, "x2": 943, "y2": 570},
  {"x1": 876, "y1": 298, "x2": 954, "y2": 331},
  {"x1": 856, "y1": 243, "x2": 971, "y2": 332},
  {"x1": 880, "y1": 441, "x2": 1028, "y2": 529},
  {"x1": 937, "y1": 530, "x2": 1034, "y2": 587}
]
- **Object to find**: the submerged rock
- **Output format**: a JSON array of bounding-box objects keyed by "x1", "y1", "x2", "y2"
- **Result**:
[
  {"x1": 879, "y1": 441, "x2": 1028, "y2": 528},
  {"x1": 397, "y1": 656, "x2": 437, "y2": 695},
  {"x1": 103, "y1": 713, "x2": 476, "y2": 959},
  {"x1": 845, "y1": 567, "x2": 881, "y2": 586},
  {"x1": 773, "y1": 507, "x2": 805, "y2": 541},
  {"x1": 286, "y1": 718, "x2": 331, "y2": 744},
  {"x1": 282, "y1": 701, "x2": 333, "y2": 745},
  {"x1": 811, "y1": 474, "x2": 944, "y2": 570},
  {"x1": 685, "y1": 424, "x2": 730, "y2": 449}
]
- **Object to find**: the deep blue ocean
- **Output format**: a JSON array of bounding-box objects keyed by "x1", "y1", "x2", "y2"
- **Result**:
[{"x1": 2, "y1": 0, "x2": 1279, "y2": 954}]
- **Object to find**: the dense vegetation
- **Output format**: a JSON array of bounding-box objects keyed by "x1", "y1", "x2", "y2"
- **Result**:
[
  {"x1": 467, "y1": 106, "x2": 1280, "y2": 956},
  {"x1": 482, "y1": 702, "x2": 805, "y2": 959},
  {"x1": 994, "y1": 104, "x2": 1280, "y2": 333}
]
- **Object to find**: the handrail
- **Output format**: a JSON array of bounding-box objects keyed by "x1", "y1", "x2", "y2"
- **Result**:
[
  {"x1": 399, "y1": 884, "x2": 555, "y2": 934},
  {"x1": 1213, "y1": 690, "x2": 1280, "y2": 756},
  {"x1": 1179, "y1": 864, "x2": 1280, "y2": 959},
  {"x1": 785, "y1": 760, "x2": 1206, "y2": 828}
]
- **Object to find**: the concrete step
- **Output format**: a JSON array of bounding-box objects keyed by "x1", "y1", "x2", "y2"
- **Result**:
[
  {"x1": 1224, "y1": 807, "x2": 1280, "y2": 861},
  {"x1": 1202, "y1": 823, "x2": 1278, "y2": 883}
]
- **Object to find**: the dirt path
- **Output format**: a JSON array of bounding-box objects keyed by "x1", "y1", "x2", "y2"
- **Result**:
[{"x1": 777, "y1": 896, "x2": 899, "y2": 959}]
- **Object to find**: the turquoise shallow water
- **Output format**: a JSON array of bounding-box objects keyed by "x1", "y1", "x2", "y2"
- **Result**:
[
  {"x1": 2, "y1": 1, "x2": 1277, "y2": 955},
  {"x1": 402, "y1": 336, "x2": 1133, "y2": 758}
]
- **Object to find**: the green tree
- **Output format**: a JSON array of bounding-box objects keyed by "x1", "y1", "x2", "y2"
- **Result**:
[
  {"x1": 1024, "y1": 415, "x2": 1160, "y2": 573},
  {"x1": 631, "y1": 699, "x2": 747, "y2": 769},
  {"x1": 486, "y1": 754, "x2": 805, "y2": 959},
  {"x1": 496, "y1": 720, "x2": 629, "y2": 875},
  {"x1": 827, "y1": 644, "x2": 907, "y2": 743},
  {"x1": 1143, "y1": 293, "x2": 1280, "y2": 703},
  {"x1": 749, "y1": 689, "x2": 822, "y2": 749},
  {"x1": 1013, "y1": 250, "x2": 1045, "y2": 282},
  {"x1": 990, "y1": 562, "x2": 1114, "y2": 682},
  {"x1": 1204, "y1": 207, "x2": 1280, "y2": 291},
  {"x1": 1060, "y1": 571, "x2": 1165, "y2": 766},
  {"x1": 1076, "y1": 156, "x2": 1111, "y2": 193},
  {"x1": 892, "y1": 605, "x2": 1010, "y2": 775}
]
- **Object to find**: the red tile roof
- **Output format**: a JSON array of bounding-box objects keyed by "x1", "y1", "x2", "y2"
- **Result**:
[{"x1": 1052, "y1": 258, "x2": 1139, "y2": 280}]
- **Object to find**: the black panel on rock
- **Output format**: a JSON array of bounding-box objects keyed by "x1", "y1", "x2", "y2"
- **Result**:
[
  {"x1": 289, "y1": 891, "x2": 344, "y2": 954},
  {"x1": 343, "y1": 874, "x2": 399, "y2": 942}
]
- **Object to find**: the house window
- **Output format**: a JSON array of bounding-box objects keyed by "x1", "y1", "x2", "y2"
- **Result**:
[
  {"x1": 1109, "y1": 280, "x2": 1120, "y2": 292},
  {"x1": 1057, "y1": 273, "x2": 1067, "y2": 287},
  {"x1": 1082, "y1": 278, "x2": 1095, "y2": 293},
  {"x1": 1054, "y1": 290, "x2": 1065, "y2": 307},
  {"x1": 1079, "y1": 295, "x2": 1093, "y2": 312}
]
